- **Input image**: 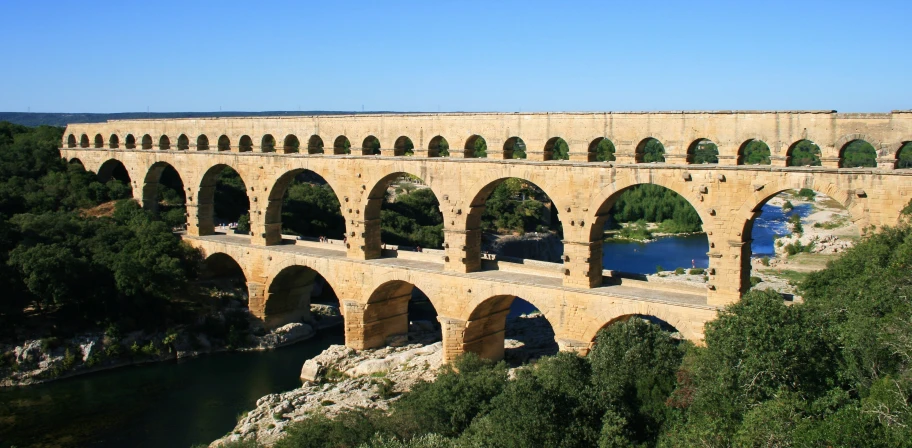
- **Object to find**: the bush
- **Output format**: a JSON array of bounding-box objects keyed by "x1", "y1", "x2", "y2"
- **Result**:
[
  {"x1": 750, "y1": 276, "x2": 762, "y2": 287},
  {"x1": 797, "y1": 188, "x2": 817, "y2": 200},
  {"x1": 674, "y1": 267, "x2": 685, "y2": 275},
  {"x1": 655, "y1": 265, "x2": 664, "y2": 274},
  {"x1": 688, "y1": 268, "x2": 704, "y2": 275},
  {"x1": 761, "y1": 256, "x2": 770, "y2": 266},
  {"x1": 782, "y1": 200, "x2": 794, "y2": 211}
]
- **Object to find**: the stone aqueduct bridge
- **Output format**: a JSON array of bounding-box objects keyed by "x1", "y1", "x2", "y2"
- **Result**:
[{"x1": 60, "y1": 111, "x2": 912, "y2": 361}]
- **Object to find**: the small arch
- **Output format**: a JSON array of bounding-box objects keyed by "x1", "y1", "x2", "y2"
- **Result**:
[
  {"x1": 283, "y1": 134, "x2": 300, "y2": 154},
  {"x1": 177, "y1": 134, "x2": 189, "y2": 151},
  {"x1": 462, "y1": 295, "x2": 557, "y2": 362},
  {"x1": 68, "y1": 158, "x2": 85, "y2": 169},
  {"x1": 897, "y1": 142, "x2": 912, "y2": 169},
  {"x1": 97, "y1": 159, "x2": 132, "y2": 197},
  {"x1": 263, "y1": 265, "x2": 331, "y2": 329},
  {"x1": 142, "y1": 161, "x2": 186, "y2": 215},
  {"x1": 307, "y1": 135, "x2": 324, "y2": 154},
  {"x1": 365, "y1": 172, "x2": 444, "y2": 251},
  {"x1": 394, "y1": 136, "x2": 414, "y2": 156},
  {"x1": 464, "y1": 134, "x2": 487, "y2": 158},
  {"x1": 590, "y1": 137, "x2": 616, "y2": 162},
  {"x1": 504, "y1": 137, "x2": 527, "y2": 159},
  {"x1": 362, "y1": 280, "x2": 440, "y2": 348},
  {"x1": 217, "y1": 135, "x2": 230, "y2": 151},
  {"x1": 108, "y1": 134, "x2": 120, "y2": 149},
  {"x1": 839, "y1": 139, "x2": 877, "y2": 168},
  {"x1": 362, "y1": 135, "x2": 381, "y2": 155},
  {"x1": 738, "y1": 139, "x2": 771, "y2": 165},
  {"x1": 196, "y1": 135, "x2": 210, "y2": 151},
  {"x1": 428, "y1": 135, "x2": 449, "y2": 157},
  {"x1": 239, "y1": 135, "x2": 253, "y2": 152},
  {"x1": 66, "y1": 134, "x2": 77, "y2": 148},
  {"x1": 200, "y1": 252, "x2": 248, "y2": 288},
  {"x1": 636, "y1": 137, "x2": 665, "y2": 163},
  {"x1": 261, "y1": 134, "x2": 276, "y2": 153},
  {"x1": 333, "y1": 135, "x2": 351, "y2": 154},
  {"x1": 125, "y1": 134, "x2": 136, "y2": 149},
  {"x1": 787, "y1": 140, "x2": 821, "y2": 167},
  {"x1": 197, "y1": 164, "x2": 251, "y2": 236},
  {"x1": 141, "y1": 134, "x2": 153, "y2": 150},
  {"x1": 265, "y1": 168, "x2": 346, "y2": 244},
  {"x1": 687, "y1": 138, "x2": 718, "y2": 164},
  {"x1": 80, "y1": 134, "x2": 90, "y2": 148},
  {"x1": 544, "y1": 137, "x2": 569, "y2": 161},
  {"x1": 93, "y1": 134, "x2": 104, "y2": 148},
  {"x1": 159, "y1": 135, "x2": 171, "y2": 150}
]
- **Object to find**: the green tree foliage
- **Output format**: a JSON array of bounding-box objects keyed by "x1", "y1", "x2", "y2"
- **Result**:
[
  {"x1": 481, "y1": 179, "x2": 558, "y2": 235},
  {"x1": 898, "y1": 142, "x2": 912, "y2": 169},
  {"x1": 380, "y1": 188, "x2": 444, "y2": 248},
  {"x1": 508, "y1": 138, "x2": 526, "y2": 159},
  {"x1": 610, "y1": 185, "x2": 702, "y2": 233},
  {"x1": 691, "y1": 140, "x2": 718, "y2": 164},
  {"x1": 788, "y1": 140, "x2": 822, "y2": 166},
  {"x1": 364, "y1": 137, "x2": 381, "y2": 155},
  {"x1": 841, "y1": 140, "x2": 877, "y2": 168},
  {"x1": 740, "y1": 140, "x2": 771, "y2": 165},
  {"x1": 282, "y1": 177, "x2": 345, "y2": 239},
  {"x1": 472, "y1": 137, "x2": 487, "y2": 158},
  {"x1": 595, "y1": 139, "x2": 616, "y2": 162},
  {"x1": 639, "y1": 139, "x2": 665, "y2": 163},
  {"x1": 0, "y1": 123, "x2": 201, "y2": 338},
  {"x1": 550, "y1": 138, "x2": 569, "y2": 160}
]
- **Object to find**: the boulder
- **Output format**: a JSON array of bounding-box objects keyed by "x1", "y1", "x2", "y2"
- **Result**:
[{"x1": 300, "y1": 359, "x2": 325, "y2": 382}]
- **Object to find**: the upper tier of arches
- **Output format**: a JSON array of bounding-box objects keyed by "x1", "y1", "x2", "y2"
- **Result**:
[{"x1": 63, "y1": 130, "x2": 911, "y2": 169}]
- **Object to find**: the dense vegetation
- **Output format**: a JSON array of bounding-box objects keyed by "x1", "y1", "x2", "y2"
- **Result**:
[
  {"x1": 788, "y1": 140, "x2": 822, "y2": 166},
  {"x1": 741, "y1": 140, "x2": 771, "y2": 165},
  {"x1": 281, "y1": 175, "x2": 345, "y2": 240},
  {"x1": 381, "y1": 187, "x2": 444, "y2": 249},
  {"x1": 639, "y1": 139, "x2": 666, "y2": 163},
  {"x1": 0, "y1": 122, "x2": 202, "y2": 340},
  {"x1": 841, "y1": 140, "x2": 878, "y2": 168},
  {"x1": 225, "y1": 219, "x2": 912, "y2": 448},
  {"x1": 609, "y1": 184, "x2": 703, "y2": 235},
  {"x1": 690, "y1": 140, "x2": 719, "y2": 164}
]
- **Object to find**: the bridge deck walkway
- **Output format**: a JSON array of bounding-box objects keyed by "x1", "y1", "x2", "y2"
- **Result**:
[{"x1": 186, "y1": 233, "x2": 712, "y2": 310}]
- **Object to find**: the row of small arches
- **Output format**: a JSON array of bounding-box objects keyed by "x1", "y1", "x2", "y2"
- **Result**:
[{"x1": 66, "y1": 132, "x2": 912, "y2": 168}]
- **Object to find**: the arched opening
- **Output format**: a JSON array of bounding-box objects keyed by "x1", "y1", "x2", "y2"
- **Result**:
[
  {"x1": 283, "y1": 134, "x2": 300, "y2": 154},
  {"x1": 464, "y1": 134, "x2": 487, "y2": 158},
  {"x1": 636, "y1": 138, "x2": 665, "y2": 163},
  {"x1": 394, "y1": 136, "x2": 414, "y2": 156},
  {"x1": 94, "y1": 134, "x2": 104, "y2": 148},
  {"x1": 744, "y1": 187, "x2": 859, "y2": 297},
  {"x1": 109, "y1": 134, "x2": 120, "y2": 149},
  {"x1": 365, "y1": 172, "x2": 444, "y2": 253},
  {"x1": 125, "y1": 134, "x2": 136, "y2": 149},
  {"x1": 264, "y1": 265, "x2": 339, "y2": 329},
  {"x1": 200, "y1": 253, "x2": 249, "y2": 314},
  {"x1": 141, "y1": 134, "x2": 153, "y2": 150},
  {"x1": 463, "y1": 295, "x2": 557, "y2": 363},
  {"x1": 217, "y1": 135, "x2": 230, "y2": 151},
  {"x1": 198, "y1": 165, "x2": 251, "y2": 235},
  {"x1": 787, "y1": 140, "x2": 821, "y2": 166},
  {"x1": 96, "y1": 159, "x2": 133, "y2": 199},
  {"x1": 688, "y1": 138, "x2": 718, "y2": 164},
  {"x1": 307, "y1": 135, "x2": 324, "y2": 154},
  {"x1": 428, "y1": 135, "x2": 449, "y2": 157},
  {"x1": 504, "y1": 136, "x2": 527, "y2": 159},
  {"x1": 467, "y1": 178, "x2": 563, "y2": 265},
  {"x1": 143, "y1": 162, "x2": 187, "y2": 229},
  {"x1": 360, "y1": 280, "x2": 440, "y2": 349},
  {"x1": 177, "y1": 134, "x2": 189, "y2": 151},
  {"x1": 590, "y1": 137, "x2": 616, "y2": 162},
  {"x1": 362, "y1": 135, "x2": 381, "y2": 155},
  {"x1": 68, "y1": 158, "x2": 84, "y2": 169},
  {"x1": 265, "y1": 169, "x2": 346, "y2": 245},
  {"x1": 739, "y1": 139, "x2": 771, "y2": 165},
  {"x1": 590, "y1": 314, "x2": 683, "y2": 345},
  {"x1": 897, "y1": 142, "x2": 912, "y2": 169},
  {"x1": 239, "y1": 135, "x2": 253, "y2": 152},
  {"x1": 66, "y1": 134, "x2": 77, "y2": 148},
  {"x1": 159, "y1": 135, "x2": 171, "y2": 150},
  {"x1": 544, "y1": 137, "x2": 569, "y2": 161},
  {"x1": 197, "y1": 135, "x2": 210, "y2": 151},
  {"x1": 840, "y1": 139, "x2": 877, "y2": 168},
  {"x1": 595, "y1": 184, "x2": 706, "y2": 277},
  {"x1": 333, "y1": 135, "x2": 351, "y2": 155},
  {"x1": 261, "y1": 134, "x2": 276, "y2": 153},
  {"x1": 80, "y1": 134, "x2": 90, "y2": 148}
]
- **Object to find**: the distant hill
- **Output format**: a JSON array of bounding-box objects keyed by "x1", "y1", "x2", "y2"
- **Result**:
[{"x1": 0, "y1": 111, "x2": 399, "y2": 127}]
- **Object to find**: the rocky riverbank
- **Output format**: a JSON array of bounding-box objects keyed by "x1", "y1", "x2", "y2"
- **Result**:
[
  {"x1": 212, "y1": 313, "x2": 558, "y2": 447},
  {"x1": 0, "y1": 304, "x2": 342, "y2": 387}
]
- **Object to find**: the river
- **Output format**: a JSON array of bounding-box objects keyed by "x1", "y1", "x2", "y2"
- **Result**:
[
  {"x1": 0, "y1": 329, "x2": 343, "y2": 448},
  {"x1": 1, "y1": 205, "x2": 801, "y2": 447}
]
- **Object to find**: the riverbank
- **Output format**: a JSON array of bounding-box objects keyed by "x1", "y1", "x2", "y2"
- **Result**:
[
  {"x1": 211, "y1": 313, "x2": 558, "y2": 447},
  {"x1": 0, "y1": 304, "x2": 342, "y2": 387}
]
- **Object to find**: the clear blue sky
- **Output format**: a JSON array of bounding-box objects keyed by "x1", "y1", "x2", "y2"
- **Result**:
[{"x1": 2, "y1": 0, "x2": 910, "y2": 113}]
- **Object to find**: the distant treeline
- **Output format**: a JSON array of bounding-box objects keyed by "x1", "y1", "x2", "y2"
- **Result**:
[{"x1": 0, "y1": 111, "x2": 399, "y2": 127}]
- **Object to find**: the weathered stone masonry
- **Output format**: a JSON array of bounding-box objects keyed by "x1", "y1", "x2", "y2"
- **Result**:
[{"x1": 60, "y1": 111, "x2": 912, "y2": 361}]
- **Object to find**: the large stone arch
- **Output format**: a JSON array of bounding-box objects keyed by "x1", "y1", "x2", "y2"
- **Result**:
[
  {"x1": 194, "y1": 163, "x2": 254, "y2": 236},
  {"x1": 360, "y1": 170, "x2": 447, "y2": 258},
  {"x1": 456, "y1": 292, "x2": 561, "y2": 361},
  {"x1": 97, "y1": 158, "x2": 134, "y2": 195},
  {"x1": 578, "y1": 302, "x2": 701, "y2": 344},
  {"x1": 142, "y1": 161, "x2": 187, "y2": 213},
  {"x1": 732, "y1": 177, "x2": 863, "y2": 235},
  {"x1": 263, "y1": 167, "x2": 347, "y2": 245},
  {"x1": 260, "y1": 262, "x2": 336, "y2": 329},
  {"x1": 201, "y1": 251, "x2": 252, "y2": 286}
]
